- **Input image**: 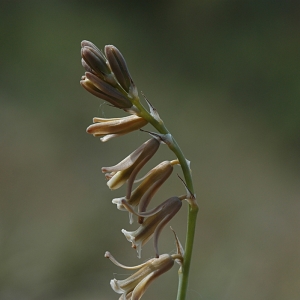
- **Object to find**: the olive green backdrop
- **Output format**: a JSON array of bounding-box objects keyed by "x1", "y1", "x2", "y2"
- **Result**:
[{"x1": 1, "y1": 1, "x2": 299, "y2": 299}]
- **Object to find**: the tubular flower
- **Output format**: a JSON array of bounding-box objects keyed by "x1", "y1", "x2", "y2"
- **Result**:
[
  {"x1": 102, "y1": 138, "x2": 160, "y2": 190},
  {"x1": 112, "y1": 160, "x2": 179, "y2": 224},
  {"x1": 86, "y1": 115, "x2": 148, "y2": 142},
  {"x1": 105, "y1": 251, "x2": 179, "y2": 300},
  {"x1": 122, "y1": 197, "x2": 182, "y2": 258}
]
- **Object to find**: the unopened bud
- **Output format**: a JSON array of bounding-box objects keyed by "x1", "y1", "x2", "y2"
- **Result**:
[
  {"x1": 105, "y1": 45, "x2": 136, "y2": 94},
  {"x1": 81, "y1": 72, "x2": 133, "y2": 109}
]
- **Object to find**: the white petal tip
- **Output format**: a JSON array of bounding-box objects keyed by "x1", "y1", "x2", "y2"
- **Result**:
[{"x1": 110, "y1": 279, "x2": 124, "y2": 294}]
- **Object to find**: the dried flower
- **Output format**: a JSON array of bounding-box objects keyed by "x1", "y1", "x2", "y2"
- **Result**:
[
  {"x1": 102, "y1": 138, "x2": 160, "y2": 190},
  {"x1": 86, "y1": 115, "x2": 148, "y2": 142},
  {"x1": 122, "y1": 196, "x2": 182, "y2": 258},
  {"x1": 105, "y1": 251, "x2": 178, "y2": 300},
  {"x1": 112, "y1": 160, "x2": 179, "y2": 224}
]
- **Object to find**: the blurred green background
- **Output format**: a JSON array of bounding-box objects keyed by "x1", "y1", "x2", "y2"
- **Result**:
[{"x1": 1, "y1": 1, "x2": 300, "y2": 299}]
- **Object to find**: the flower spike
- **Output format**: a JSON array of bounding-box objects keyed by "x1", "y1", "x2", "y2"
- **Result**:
[{"x1": 80, "y1": 41, "x2": 197, "y2": 300}]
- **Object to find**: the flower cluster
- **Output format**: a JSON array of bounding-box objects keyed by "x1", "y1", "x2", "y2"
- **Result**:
[{"x1": 81, "y1": 41, "x2": 189, "y2": 299}]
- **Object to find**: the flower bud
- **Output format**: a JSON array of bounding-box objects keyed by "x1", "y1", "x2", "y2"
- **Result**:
[
  {"x1": 80, "y1": 72, "x2": 133, "y2": 109},
  {"x1": 105, "y1": 45, "x2": 136, "y2": 95},
  {"x1": 81, "y1": 45, "x2": 110, "y2": 76}
]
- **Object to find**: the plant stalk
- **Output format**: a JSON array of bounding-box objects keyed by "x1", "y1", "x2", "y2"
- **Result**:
[{"x1": 134, "y1": 99, "x2": 199, "y2": 300}]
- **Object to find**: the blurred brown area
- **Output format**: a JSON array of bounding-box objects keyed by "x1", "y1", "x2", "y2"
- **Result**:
[{"x1": 0, "y1": 1, "x2": 300, "y2": 299}]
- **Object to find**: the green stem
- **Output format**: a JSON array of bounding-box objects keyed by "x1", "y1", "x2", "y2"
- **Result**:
[
  {"x1": 133, "y1": 99, "x2": 199, "y2": 300},
  {"x1": 176, "y1": 201, "x2": 198, "y2": 300}
]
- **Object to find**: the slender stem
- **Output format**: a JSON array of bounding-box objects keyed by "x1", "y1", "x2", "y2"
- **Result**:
[
  {"x1": 133, "y1": 98, "x2": 199, "y2": 300},
  {"x1": 176, "y1": 201, "x2": 198, "y2": 300}
]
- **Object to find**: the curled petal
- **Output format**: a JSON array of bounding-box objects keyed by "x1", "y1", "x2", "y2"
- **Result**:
[
  {"x1": 120, "y1": 198, "x2": 167, "y2": 225},
  {"x1": 112, "y1": 197, "x2": 127, "y2": 211},
  {"x1": 110, "y1": 278, "x2": 125, "y2": 294},
  {"x1": 105, "y1": 251, "x2": 155, "y2": 270},
  {"x1": 122, "y1": 229, "x2": 143, "y2": 259}
]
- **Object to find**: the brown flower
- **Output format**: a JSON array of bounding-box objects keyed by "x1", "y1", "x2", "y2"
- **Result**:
[
  {"x1": 102, "y1": 138, "x2": 160, "y2": 190},
  {"x1": 105, "y1": 251, "x2": 178, "y2": 300},
  {"x1": 122, "y1": 197, "x2": 182, "y2": 258},
  {"x1": 112, "y1": 160, "x2": 179, "y2": 224},
  {"x1": 86, "y1": 115, "x2": 148, "y2": 142}
]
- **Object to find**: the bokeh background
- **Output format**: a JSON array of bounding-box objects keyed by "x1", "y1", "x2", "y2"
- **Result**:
[{"x1": 1, "y1": 1, "x2": 300, "y2": 299}]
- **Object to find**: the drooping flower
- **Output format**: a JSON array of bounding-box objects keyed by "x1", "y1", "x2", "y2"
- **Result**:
[
  {"x1": 112, "y1": 159, "x2": 179, "y2": 224},
  {"x1": 122, "y1": 196, "x2": 182, "y2": 258},
  {"x1": 105, "y1": 251, "x2": 180, "y2": 300},
  {"x1": 102, "y1": 138, "x2": 160, "y2": 190},
  {"x1": 86, "y1": 115, "x2": 148, "y2": 142}
]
